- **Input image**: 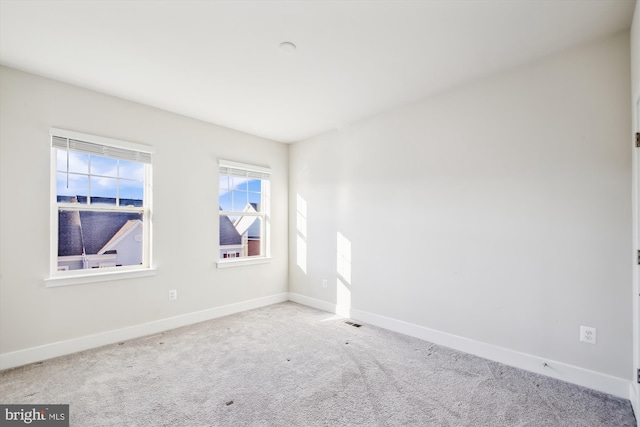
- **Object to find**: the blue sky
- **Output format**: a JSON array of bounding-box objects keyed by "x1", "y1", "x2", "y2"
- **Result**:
[
  {"x1": 56, "y1": 150, "x2": 145, "y2": 202},
  {"x1": 56, "y1": 149, "x2": 267, "y2": 212},
  {"x1": 219, "y1": 176, "x2": 262, "y2": 212}
]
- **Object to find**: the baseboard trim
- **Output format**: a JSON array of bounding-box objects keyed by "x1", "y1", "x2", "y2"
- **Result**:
[
  {"x1": 0, "y1": 292, "x2": 289, "y2": 371},
  {"x1": 288, "y1": 293, "x2": 630, "y2": 400},
  {"x1": 630, "y1": 383, "x2": 639, "y2": 420},
  {"x1": 3, "y1": 291, "x2": 631, "y2": 400},
  {"x1": 288, "y1": 292, "x2": 338, "y2": 313}
]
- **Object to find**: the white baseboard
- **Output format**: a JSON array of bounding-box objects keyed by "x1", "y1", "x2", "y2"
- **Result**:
[
  {"x1": 288, "y1": 292, "x2": 338, "y2": 313},
  {"x1": 630, "y1": 383, "x2": 639, "y2": 419},
  {"x1": 3, "y1": 291, "x2": 632, "y2": 401},
  {"x1": 0, "y1": 292, "x2": 288, "y2": 371},
  {"x1": 289, "y1": 293, "x2": 631, "y2": 400}
]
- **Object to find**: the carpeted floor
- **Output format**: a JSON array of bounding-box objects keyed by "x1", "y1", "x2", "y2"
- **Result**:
[{"x1": 0, "y1": 302, "x2": 636, "y2": 426}]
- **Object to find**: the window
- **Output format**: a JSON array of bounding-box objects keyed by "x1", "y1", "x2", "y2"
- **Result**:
[
  {"x1": 49, "y1": 128, "x2": 153, "y2": 280},
  {"x1": 218, "y1": 160, "x2": 270, "y2": 265}
]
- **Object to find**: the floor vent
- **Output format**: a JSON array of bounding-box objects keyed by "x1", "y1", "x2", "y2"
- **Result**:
[{"x1": 345, "y1": 321, "x2": 362, "y2": 328}]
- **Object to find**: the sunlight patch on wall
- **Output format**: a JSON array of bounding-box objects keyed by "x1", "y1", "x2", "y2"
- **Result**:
[
  {"x1": 296, "y1": 194, "x2": 308, "y2": 274},
  {"x1": 337, "y1": 231, "x2": 351, "y2": 284},
  {"x1": 336, "y1": 278, "x2": 351, "y2": 318},
  {"x1": 297, "y1": 235, "x2": 307, "y2": 274},
  {"x1": 336, "y1": 231, "x2": 352, "y2": 317}
]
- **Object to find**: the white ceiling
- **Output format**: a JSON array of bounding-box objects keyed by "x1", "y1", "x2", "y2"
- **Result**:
[{"x1": 0, "y1": 0, "x2": 636, "y2": 143}]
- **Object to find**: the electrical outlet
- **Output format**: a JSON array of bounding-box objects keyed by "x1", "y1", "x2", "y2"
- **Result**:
[
  {"x1": 580, "y1": 326, "x2": 596, "y2": 344},
  {"x1": 169, "y1": 289, "x2": 177, "y2": 300},
  {"x1": 322, "y1": 279, "x2": 327, "y2": 288}
]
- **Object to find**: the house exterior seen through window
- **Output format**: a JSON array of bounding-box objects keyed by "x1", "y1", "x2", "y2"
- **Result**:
[
  {"x1": 50, "y1": 129, "x2": 153, "y2": 277},
  {"x1": 219, "y1": 160, "x2": 270, "y2": 262}
]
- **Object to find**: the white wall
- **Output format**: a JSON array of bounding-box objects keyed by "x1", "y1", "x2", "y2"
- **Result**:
[
  {"x1": 0, "y1": 66, "x2": 288, "y2": 362},
  {"x1": 633, "y1": 3, "x2": 640, "y2": 105},
  {"x1": 630, "y1": 0, "x2": 640, "y2": 412},
  {"x1": 289, "y1": 32, "x2": 632, "y2": 381}
]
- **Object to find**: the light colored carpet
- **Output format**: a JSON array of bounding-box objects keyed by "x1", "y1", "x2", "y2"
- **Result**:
[{"x1": 0, "y1": 302, "x2": 635, "y2": 426}]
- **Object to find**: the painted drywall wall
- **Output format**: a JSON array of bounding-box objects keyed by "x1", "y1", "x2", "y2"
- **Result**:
[
  {"x1": 630, "y1": 0, "x2": 639, "y2": 412},
  {"x1": 289, "y1": 32, "x2": 632, "y2": 379},
  {"x1": 0, "y1": 66, "x2": 288, "y2": 356},
  {"x1": 633, "y1": 2, "x2": 640, "y2": 102}
]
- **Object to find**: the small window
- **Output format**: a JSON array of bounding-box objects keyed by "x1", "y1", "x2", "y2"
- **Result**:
[
  {"x1": 219, "y1": 160, "x2": 270, "y2": 263},
  {"x1": 50, "y1": 129, "x2": 153, "y2": 278}
]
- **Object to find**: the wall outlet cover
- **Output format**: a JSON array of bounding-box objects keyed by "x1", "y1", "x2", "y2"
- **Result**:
[{"x1": 580, "y1": 326, "x2": 596, "y2": 344}]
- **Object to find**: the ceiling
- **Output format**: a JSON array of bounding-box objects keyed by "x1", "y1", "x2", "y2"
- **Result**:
[{"x1": 0, "y1": 0, "x2": 636, "y2": 143}]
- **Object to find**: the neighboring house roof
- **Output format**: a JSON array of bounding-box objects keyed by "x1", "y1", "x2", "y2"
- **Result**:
[
  {"x1": 57, "y1": 196, "x2": 143, "y2": 256},
  {"x1": 220, "y1": 208, "x2": 242, "y2": 246},
  {"x1": 98, "y1": 219, "x2": 143, "y2": 254},
  {"x1": 58, "y1": 210, "x2": 84, "y2": 256}
]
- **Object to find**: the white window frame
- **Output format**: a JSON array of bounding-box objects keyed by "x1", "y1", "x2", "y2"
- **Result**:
[
  {"x1": 45, "y1": 128, "x2": 155, "y2": 287},
  {"x1": 217, "y1": 159, "x2": 271, "y2": 268}
]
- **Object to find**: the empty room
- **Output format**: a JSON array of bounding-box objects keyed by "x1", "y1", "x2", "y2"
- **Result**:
[{"x1": 1, "y1": 0, "x2": 639, "y2": 425}]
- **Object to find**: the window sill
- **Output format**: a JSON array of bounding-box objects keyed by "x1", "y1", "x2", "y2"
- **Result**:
[
  {"x1": 45, "y1": 268, "x2": 157, "y2": 287},
  {"x1": 216, "y1": 257, "x2": 272, "y2": 269}
]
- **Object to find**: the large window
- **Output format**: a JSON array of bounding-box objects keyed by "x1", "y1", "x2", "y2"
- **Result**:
[
  {"x1": 218, "y1": 160, "x2": 270, "y2": 265},
  {"x1": 50, "y1": 129, "x2": 153, "y2": 279}
]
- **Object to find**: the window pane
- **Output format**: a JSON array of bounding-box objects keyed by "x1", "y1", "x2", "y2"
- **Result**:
[
  {"x1": 69, "y1": 152, "x2": 89, "y2": 174},
  {"x1": 119, "y1": 180, "x2": 144, "y2": 205},
  {"x1": 119, "y1": 160, "x2": 145, "y2": 180},
  {"x1": 248, "y1": 192, "x2": 261, "y2": 210},
  {"x1": 232, "y1": 190, "x2": 248, "y2": 211},
  {"x1": 232, "y1": 177, "x2": 248, "y2": 191},
  {"x1": 57, "y1": 173, "x2": 88, "y2": 200},
  {"x1": 219, "y1": 175, "x2": 230, "y2": 191},
  {"x1": 90, "y1": 176, "x2": 117, "y2": 205},
  {"x1": 248, "y1": 179, "x2": 261, "y2": 192},
  {"x1": 58, "y1": 209, "x2": 144, "y2": 271},
  {"x1": 220, "y1": 214, "x2": 240, "y2": 245},
  {"x1": 56, "y1": 149, "x2": 68, "y2": 172},
  {"x1": 219, "y1": 214, "x2": 262, "y2": 259},
  {"x1": 90, "y1": 155, "x2": 118, "y2": 177},
  {"x1": 219, "y1": 192, "x2": 232, "y2": 211}
]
